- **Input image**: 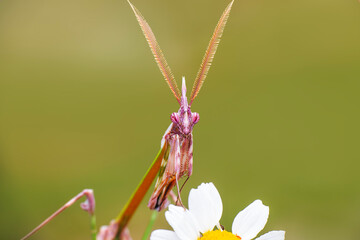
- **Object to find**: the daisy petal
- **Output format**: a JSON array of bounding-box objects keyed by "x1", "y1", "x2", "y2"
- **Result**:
[
  {"x1": 255, "y1": 231, "x2": 285, "y2": 240},
  {"x1": 232, "y1": 200, "x2": 269, "y2": 240},
  {"x1": 151, "y1": 230, "x2": 181, "y2": 240},
  {"x1": 188, "y1": 182, "x2": 223, "y2": 233},
  {"x1": 165, "y1": 205, "x2": 200, "y2": 240}
]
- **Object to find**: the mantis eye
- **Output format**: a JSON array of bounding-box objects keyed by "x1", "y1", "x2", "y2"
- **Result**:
[
  {"x1": 192, "y1": 112, "x2": 199, "y2": 124},
  {"x1": 170, "y1": 113, "x2": 179, "y2": 123}
]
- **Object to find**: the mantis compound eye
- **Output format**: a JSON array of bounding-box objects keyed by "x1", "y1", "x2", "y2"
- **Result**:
[
  {"x1": 170, "y1": 113, "x2": 179, "y2": 124},
  {"x1": 192, "y1": 112, "x2": 199, "y2": 124}
]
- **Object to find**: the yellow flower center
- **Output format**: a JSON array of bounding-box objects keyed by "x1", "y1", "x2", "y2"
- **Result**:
[{"x1": 198, "y1": 230, "x2": 241, "y2": 240}]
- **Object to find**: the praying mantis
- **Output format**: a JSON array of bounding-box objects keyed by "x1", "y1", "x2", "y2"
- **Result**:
[
  {"x1": 22, "y1": 1, "x2": 234, "y2": 239},
  {"x1": 126, "y1": 0, "x2": 234, "y2": 211}
]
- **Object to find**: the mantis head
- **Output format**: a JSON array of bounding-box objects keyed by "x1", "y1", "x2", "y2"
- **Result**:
[{"x1": 170, "y1": 77, "x2": 200, "y2": 135}]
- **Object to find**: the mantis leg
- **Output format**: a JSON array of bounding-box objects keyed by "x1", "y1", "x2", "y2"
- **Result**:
[
  {"x1": 175, "y1": 175, "x2": 186, "y2": 208},
  {"x1": 173, "y1": 136, "x2": 186, "y2": 208},
  {"x1": 179, "y1": 175, "x2": 190, "y2": 194}
]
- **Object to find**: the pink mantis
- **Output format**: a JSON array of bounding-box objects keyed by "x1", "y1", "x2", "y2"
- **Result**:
[{"x1": 127, "y1": 0, "x2": 235, "y2": 211}]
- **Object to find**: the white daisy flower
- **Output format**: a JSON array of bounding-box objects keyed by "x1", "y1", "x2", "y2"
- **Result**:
[{"x1": 151, "y1": 182, "x2": 285, "y2": 240}]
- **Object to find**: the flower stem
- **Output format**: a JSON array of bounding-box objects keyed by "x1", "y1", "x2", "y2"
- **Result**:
[
  {"x1": 114, "y1": 143, "x2": 168, "y2": 238},
  {"x1": 142, "y1": 211, "x2": 158, "y2": 240},
  {"x1": 90, "y1": 214, "x2": 97, "y2": 240}
]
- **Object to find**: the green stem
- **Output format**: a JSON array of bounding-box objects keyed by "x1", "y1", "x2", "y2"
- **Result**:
[
  {"x1": 141, "y1": 211, "x2": 158, "y2": 240},
  {"x1": 90, "y1": 214, "x2": 97, "y2": 240},
  {"x1": 114, "y1": 143, "x2": 168, "y2": 238}
]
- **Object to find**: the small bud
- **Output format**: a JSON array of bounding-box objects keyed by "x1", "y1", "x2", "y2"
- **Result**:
[
  {"x1": 80, "y1": 189, "x2": 95, "y2": 215},
  {"x1": 120, "y1": 227, "x2": 133, "y2": 240},
  {"x1": 96, "y1": 220, "x2": 119, "y2": 240}
]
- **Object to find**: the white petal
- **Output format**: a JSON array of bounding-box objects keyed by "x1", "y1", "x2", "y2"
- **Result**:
[
  {"x1": 165, "y1": 205, "x2": 200, "y2": 240},
  {"x1": 255, "y1": 231, "x2": 285, "y2": 240},
  {"x1": 151, "y1": 230, "x2": 181, "y2": 240},
  {"x1": 188, "y1": 182, "x2": 223, "y2": 233},
  {"x1": 232, "y1": 200, "x2": 269, "y2": 240}
]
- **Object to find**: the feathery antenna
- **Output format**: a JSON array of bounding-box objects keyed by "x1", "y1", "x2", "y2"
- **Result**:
[
  {"x1": 127, "y1": 0, "x2": 181, "y2": 103},
  {"x1": 190, "y1": 0, "x2": 234, "y2": 105}
]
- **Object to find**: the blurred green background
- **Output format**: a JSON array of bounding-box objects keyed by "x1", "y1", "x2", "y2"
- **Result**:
[{"x1": 1, "y1": 0, "x2": 360, "y2": 239}]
